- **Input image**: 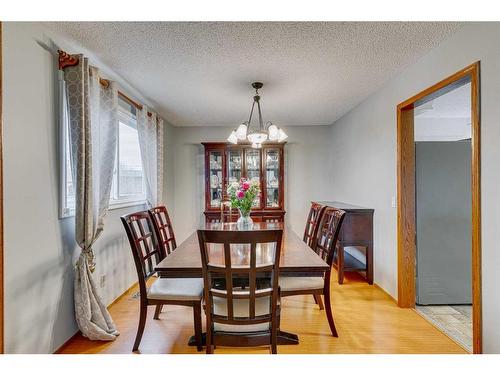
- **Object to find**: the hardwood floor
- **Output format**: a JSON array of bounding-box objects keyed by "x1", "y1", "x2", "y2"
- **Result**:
[{"x1": 58, "y1": 271, "x2": 466, "y2": 354}]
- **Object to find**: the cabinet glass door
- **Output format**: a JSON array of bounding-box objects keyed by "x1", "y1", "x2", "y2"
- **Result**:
[
  {"x1": 264, "y1": 148, "x2": 280, "y2": 208},
  {"x1": 227, "y1": 148, "x2": 243, "y2": 187},
  {"x1": 208, "y1": 150, "x2": 223, "y2": 208},
  {"x1": 245, "y1": 148, "x2": 262, "y2": 208}
]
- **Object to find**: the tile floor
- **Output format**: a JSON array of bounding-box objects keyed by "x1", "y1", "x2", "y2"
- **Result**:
[{"x1": 415, "y1": 305, "x2": 472, "y2": 352}]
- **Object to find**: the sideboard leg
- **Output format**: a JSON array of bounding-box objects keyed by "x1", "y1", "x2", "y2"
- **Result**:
[
  {"x1": 337, "y1": 246, "x2": 345, "y2": 284},
  {"x1": 367, "y1": 244, "x2": 374, "y2": 285}
]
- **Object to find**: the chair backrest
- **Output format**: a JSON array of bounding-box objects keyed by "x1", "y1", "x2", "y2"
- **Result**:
[
  {"x1": 303, "y1": 202, "x2": 326, "y2": 247},
  {"x1": 149, "y1": 206, "x2": 177, "y2": 255},
  {"x1": 313, "y1": 207, "x2": 346, "y2": 267},
  {"x1": 121, "y1": 211, "x2": 164, "y2": 298},
  {"x1": 197, "y1": 229, "x2": 283, "y2": 329}
]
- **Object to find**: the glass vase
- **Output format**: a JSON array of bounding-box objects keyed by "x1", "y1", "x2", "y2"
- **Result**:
[{"x1": 237, "y1": 208, "x2": 253, "y2": 229}]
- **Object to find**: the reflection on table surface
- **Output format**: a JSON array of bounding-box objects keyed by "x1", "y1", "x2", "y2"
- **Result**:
[{"x1": 201, "y1": 221, "x2": 284, "y2": 231}]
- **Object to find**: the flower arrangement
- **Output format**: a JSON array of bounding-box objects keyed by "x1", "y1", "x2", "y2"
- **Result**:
[{"x1": 227, "y1": 178, "x2": 260, "y2": 219}]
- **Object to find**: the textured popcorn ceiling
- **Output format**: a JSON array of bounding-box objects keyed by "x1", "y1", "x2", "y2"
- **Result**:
[{"x1": 45, "y1": 22, "x2": 463, "y2": 127}]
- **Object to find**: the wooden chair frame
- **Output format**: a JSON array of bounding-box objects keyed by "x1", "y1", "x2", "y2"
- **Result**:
[
  {"x1": 122, "y1": 211, "x2": 202, "y2": 352},
  {"x1": 149, "y1": 205, "x2": 177, "y2": 255},
  {"x1": 282, "y1": 207, "x2": 346, "y2": 337},
  {"x1": 303, "y1": 202, "x2": 326, "y2": 247},
  {"x1": 197, "y1": 229, "x2": 283, "y2": 354},
  {"x1": 303, "y1": 202, "x2": 327, "y2": 309},
  {"x1": 148, "y1": 205, "x2": 177, "y2": 319}
]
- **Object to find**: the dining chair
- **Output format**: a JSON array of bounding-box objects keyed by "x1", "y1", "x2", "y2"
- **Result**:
[
  {"x1": 303, "y1": 202, "x2": 326, "y2": 247},
  {"x1": 197, "y1": 229, "x2": 283, "y2": 354},
  {"x1": 148, "y1": 205, "x2": 178, "y2": 319},
  {"x1": 281, "y1": 207, "x2": 346, "y2": 337},
  {"x1": 121, "y1": 211, "x2": 204, "y2": 352},
  {"x1": 149, "y1": 205, "x2": 177, "y2": 256},
  {"x1": 303, "y1": 202, "x2": 327, "y2": 309}
]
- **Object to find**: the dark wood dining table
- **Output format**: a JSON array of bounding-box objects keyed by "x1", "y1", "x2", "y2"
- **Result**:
[{"x1": 155, "y1": 221, "x2": 329, "y2": 346}]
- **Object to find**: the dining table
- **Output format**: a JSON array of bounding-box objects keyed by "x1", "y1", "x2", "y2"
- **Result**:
[{"x1": 154, "y1": 221, "x2": 329, "y2": 346}]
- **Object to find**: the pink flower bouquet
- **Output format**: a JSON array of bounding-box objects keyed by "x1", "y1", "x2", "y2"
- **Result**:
[{"x1": 227, "y1": 177, "x2": 260, "y2": 217}]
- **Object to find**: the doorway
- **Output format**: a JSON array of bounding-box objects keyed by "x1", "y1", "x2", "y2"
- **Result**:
[
  {"x1": 396, "y1": 63, "x2": 481, "y2": 353},
  {"x1": 414, "y1": 80, "x2": 472, "y2": 351}
]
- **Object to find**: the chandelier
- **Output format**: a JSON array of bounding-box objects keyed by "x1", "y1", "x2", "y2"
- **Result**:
[{"x1": 227, "y1": 82, "x2": 288, "y2": 148}]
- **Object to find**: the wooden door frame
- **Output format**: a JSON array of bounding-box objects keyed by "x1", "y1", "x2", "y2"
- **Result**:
[
  {"x1": 397, "y1": 62, "x2": 481, "y2": 353},
  {"x1": 0, "y1": 21, "x2": 4, "y2": 354}
]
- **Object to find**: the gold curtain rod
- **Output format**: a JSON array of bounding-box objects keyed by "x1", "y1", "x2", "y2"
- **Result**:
[{"x1": 58, "y1": 50, "x2": 156, "y2": 119}]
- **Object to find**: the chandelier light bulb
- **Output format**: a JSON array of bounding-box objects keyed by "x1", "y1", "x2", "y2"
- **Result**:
[
  {"x1": 227, "y1": 130, "x2": 238, "y2": 144},
  {"x1": 236, "y1": 123, "x2": 248, "y2": 140},
  {"x1": 268, "y1": 124, "x2": 279, "y2": 141},
  {"x1": 278, "y1": 128, "x2": 288, "y2": 142}
]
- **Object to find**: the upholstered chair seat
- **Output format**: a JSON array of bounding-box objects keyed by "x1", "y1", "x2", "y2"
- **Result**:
[
  {"x1": 212, "y1": 293, "x2": 274, "y2": 333},
  {"x1": 279, "y1": 276, "x2": 324, "y2": 292},
  {"x1": 147, "y1": 278, "x2": 204, "y2": 301}
]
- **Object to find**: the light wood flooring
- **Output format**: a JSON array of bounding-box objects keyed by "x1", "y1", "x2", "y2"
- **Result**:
[{"x1": 58, "y1": 271, "x2": 466, "y2": 354}]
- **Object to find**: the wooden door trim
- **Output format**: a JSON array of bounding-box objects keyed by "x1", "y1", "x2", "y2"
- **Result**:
[
  {"x1": 0, "y1": 21, "x2": 4, "y2": 354},
  {"x1": 397, "y1": 62, "x2": 481, "y2": 354}
]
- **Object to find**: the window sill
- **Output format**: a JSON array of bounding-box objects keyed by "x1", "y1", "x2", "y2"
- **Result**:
[
  {"x1": 59, "y1": 199, "x2": 147, "y2": 219},
  {"x1": 59, "y1": 209, "x2": 75, "y2": 220},
  {"x1": 108, "y1": 199, "x2": 147, "y2": 211}
]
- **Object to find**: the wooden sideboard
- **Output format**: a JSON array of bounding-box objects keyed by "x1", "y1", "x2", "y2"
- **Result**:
[{"x1": 314, "y1": 201, "x2": 374, "y2": 284}]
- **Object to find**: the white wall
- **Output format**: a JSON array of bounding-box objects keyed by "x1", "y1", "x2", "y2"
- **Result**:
[
  {"x1": 2, "y1": 22, "x2": 174, "y2": 353},
  {"x1": 329, "y1": 22, "x2": 500, "y2": 353},
  {"x1": 171, "y1": 125, "x2": 333, "y2": 243}
]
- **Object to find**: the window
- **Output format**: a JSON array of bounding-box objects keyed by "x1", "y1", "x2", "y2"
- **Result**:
[
  {"x1": 60, "y1": 95, "x2": 146, "y2": 218},
  {"x1": 109, "y1": 99, "x2": 146, "y2": 207},
  {"x1": 60, "y1": 84, "x2": 76, "y2": 218}
]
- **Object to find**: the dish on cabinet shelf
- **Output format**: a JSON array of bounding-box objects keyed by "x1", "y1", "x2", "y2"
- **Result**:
[
  {"x1": 268, "y1": 176, "x2": 279, "y2": 188},
  {"x1": 247, "y1": 160, "x2": 259, "y2": 169},
  {"x1": 210, "y1": 174, "x2": 220, "y2": 188},
  {"x1": 230, "y1": 156, "x2": 242, "y2": 169},
  {"x1": 250, "y1": 176, "x2": 260, "y2": 185},
  {"x1": 210, "y1": 156, "x2": 222, "y2": 169}
]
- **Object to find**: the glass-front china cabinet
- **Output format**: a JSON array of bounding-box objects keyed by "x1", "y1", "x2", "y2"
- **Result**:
[{"x1": 203, "y1": 142, "x2": 285, "y2": 223}]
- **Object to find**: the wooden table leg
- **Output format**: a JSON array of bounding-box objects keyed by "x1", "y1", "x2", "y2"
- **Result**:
[
  {"x1": 276, "y1": 330, "x2": 299, "y2": 345},
  {"x1": 188, "y1": 330, "x2": 299, "y2": 347},
  {"x1": 188, "y1": 333, "x2": 206, "y2": 347}
]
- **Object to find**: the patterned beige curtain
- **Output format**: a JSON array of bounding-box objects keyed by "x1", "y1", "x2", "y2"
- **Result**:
[
  {"x1": 137, "y1": 108, "x2": 164, "y2": 207},
  {"x1": 64, "y1": 55, "x2": 119, "y2": 341}
]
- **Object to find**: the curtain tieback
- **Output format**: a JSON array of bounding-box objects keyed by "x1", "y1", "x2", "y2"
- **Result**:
[{"x1": 82, "y1": 247, "x2": 96, "y2": 273}]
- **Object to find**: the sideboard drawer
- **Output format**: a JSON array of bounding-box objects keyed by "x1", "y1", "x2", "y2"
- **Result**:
[{"x1": 339, "y1": 213, "x2": 373, "y2": 243}]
